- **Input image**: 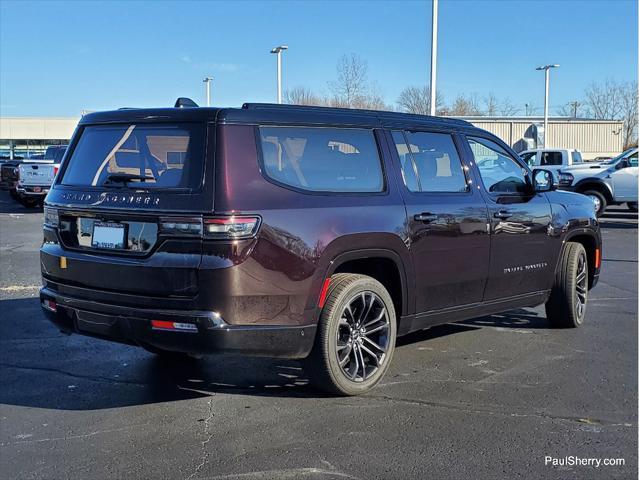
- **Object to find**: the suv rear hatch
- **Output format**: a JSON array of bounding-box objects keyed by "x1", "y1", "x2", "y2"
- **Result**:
[{"x1": 42, "y1": 117, "x2": 214, "y2": 299}]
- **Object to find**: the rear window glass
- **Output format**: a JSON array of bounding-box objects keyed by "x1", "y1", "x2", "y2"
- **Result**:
[
  {"x1": 259, "y1": 126, "x2": 384, "y2": 192},
  {"x1": 61, "y1": 123, "x2": 205, "y2": 189}
]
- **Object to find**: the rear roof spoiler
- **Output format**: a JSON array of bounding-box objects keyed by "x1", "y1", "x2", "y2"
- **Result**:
[{"x1": 175, "y1": 97, "x2": 199, "y2": 108}]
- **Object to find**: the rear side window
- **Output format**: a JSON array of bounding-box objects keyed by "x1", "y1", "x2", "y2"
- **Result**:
[
  {"x1": 540, "y1": 151, "x2": 562, "y2": 166},
  {"x1": 61, "y1": 123, "x2": 205, "y2": 189},
  {"x1": 258, "y1": 127, "x2": 384, "y2": 192},
  {"x1": 391, "y1": 130, "x2": 468, "y2": 193}
]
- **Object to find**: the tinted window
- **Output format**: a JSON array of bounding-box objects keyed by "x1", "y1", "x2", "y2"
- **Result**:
[
  {"x1": 259, "y1": 127, "x2": 383, "y2": 192},
  {"x1": 61, "y1": 124, "x2": 205, "y2": 189},
  {"x1": 628, "y1": 152, "x2": 638, "y2": 167},
  {"x1": 392, "y1": 131, "x2": 468, "y2": 192},
  {"x1": 540, "y1": 151, "x2": 562, "y2": 166},
  {"x1": 468, "y1": 137, "x2": 528, "y2": 194}
]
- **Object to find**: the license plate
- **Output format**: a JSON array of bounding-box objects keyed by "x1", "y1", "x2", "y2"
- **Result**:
[
  {"x1": 92, "y1": 222, "x2": 126, "y2": 249},
  {"x1": 33, "y1": 186, "x2": 41, "y2": 193}
]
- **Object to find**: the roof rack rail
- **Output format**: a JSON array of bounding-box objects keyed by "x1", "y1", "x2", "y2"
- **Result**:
[
  {"x1": 241, "y1": 103, "x2": 472, "y2": 126},
  {"x1": 175, "y1": 97, "x2": 199, "y2": 108}
]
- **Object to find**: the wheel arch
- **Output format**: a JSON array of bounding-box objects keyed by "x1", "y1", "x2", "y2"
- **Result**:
[
  {"x1": 561, "y1": 231, "x2": 599, "y2": 290},
  {"x1": 326, "y1": 249, "x2": 410, "y2": 319},
  {"x1": 574, "y1": 178, "x2": 613, "y2": 203}
]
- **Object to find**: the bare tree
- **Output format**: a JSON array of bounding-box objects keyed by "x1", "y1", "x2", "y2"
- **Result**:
[
  {"x1": 447, "y1": 94, "x2": 482, "y2": 116},
  {"x1": 499, "y1": 97, "x2": 519, "y2": 116},
  {"x1": 483, "y1": 93, "x2": 499, "y2": 116},
  {"x1": 396, "y1": 86, "x2": 444, "y2": 115},
  {"x1": 329, "y1": 54, "x2": 369, "y2": 107},
  {"x1": 584, "y1": 80, "x2": 638, "y2": 147},
  {"x1": 284, "y1": 86, "x2": 325, "y2": 106}
]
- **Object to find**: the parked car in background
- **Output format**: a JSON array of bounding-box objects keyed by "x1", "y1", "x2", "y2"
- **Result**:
[
  {"x1": 40, "y1": 101, "x2": 601, "y2": 395},
  {"x1": 520, "y1": 148, "x2": 585, "y2": 178},
  {"x1": 558, "y1": 147, "x2": 638, "y2": 215},
  {"x1": 1, "y1": 159, "x2": 23, "y2": 198},
  {"x1": 14, "y1": 145, "x2": 67, "y2": 207}
]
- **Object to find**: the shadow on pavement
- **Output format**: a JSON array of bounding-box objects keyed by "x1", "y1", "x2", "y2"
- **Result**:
[{"x1": 0, "y1": 298, "x2": 554, "y2": 411}]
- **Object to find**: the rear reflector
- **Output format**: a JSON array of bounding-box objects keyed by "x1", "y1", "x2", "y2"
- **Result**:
[
  {"x1": 595, "y1": 248, "x2": 601, "y2": 269},
  {"x1": 318, "y1": 278, "x2": 331, "y2": 308},
  {"x1": 42, "y1": 298, "x2": 57, "y2": 312},
  {"x1": 151, "y1": 320, "x2": 198, "y2": 332}
]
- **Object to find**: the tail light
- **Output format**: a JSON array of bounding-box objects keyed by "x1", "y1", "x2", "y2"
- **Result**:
[
  {"x1": 159, "y1": 217, "x2": 203, "y2": 236},
  {"x1": 159, "y1": 216, "x2": 260, "y2": 239},
  {"x1": 203, "y1": 216, "x2": 260, "y2": 239},
  {"x1": 44, "y1": 207, "x2": 59, "y2": 227},
  {"x1": 53, "y1": 166, "x2": 59, "y2": 177}
]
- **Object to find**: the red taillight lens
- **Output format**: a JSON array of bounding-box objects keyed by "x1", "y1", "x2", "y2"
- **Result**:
[
  {"x1": 53, "y1": 166, "x2": 59, "y2": 177},
  {"x1": 203, "y1": 216, "x2": 260, "y2": 239},
  {"x1": 151, "y1": 320, "x2": 198, "y2": 332},
  {"x1": 42, "y1": 298, "x2": 57, "y2": 312}
]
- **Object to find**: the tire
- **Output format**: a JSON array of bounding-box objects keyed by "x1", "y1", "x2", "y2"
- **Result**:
[
  {"x1": 627, "y1": 202, "x2": 638, "y2": 212},
  {"x1": 545, "y1": 242, "x2": 588, "y2": 328},
  {"x1": 18, "y1": 196, "x2": 39, "y2": 208},
  {"x1": 582, "y1": 190, "x2": 607, "y2": 216},
  {"x1": 305, "y1": 273, "x2": 397, "y2": 395},
  {"x1": 141, "y1": 344, "x2": 202, "y2": 360}
]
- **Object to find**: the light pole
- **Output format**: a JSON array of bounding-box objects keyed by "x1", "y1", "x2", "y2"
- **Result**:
[
  {"x1": 536, "y1": 64, "x2": 559, "y2": 147},
  {"x1": 429, "y1": 0, "x2": 438, "y2": 116},
  {"x1": 270, "y1": 45, "x2": 288, "y2": 104},
  {"x1": 203, "y1": 77, "x2": 213, "y2": 106}
]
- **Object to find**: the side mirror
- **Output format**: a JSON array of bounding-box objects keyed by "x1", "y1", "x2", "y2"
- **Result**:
[{"x1": 533, "y1": 168, "x2": 555, "y2": 192}]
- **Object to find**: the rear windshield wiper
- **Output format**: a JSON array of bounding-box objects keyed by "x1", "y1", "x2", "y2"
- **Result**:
[{"x1": 104, "y1": 173, "x2": 154, "y2": 185}]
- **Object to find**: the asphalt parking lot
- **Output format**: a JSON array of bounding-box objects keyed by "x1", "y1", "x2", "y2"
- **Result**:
[{"x1": 0, "y1": 190, "x2": 636, "y2": 480}]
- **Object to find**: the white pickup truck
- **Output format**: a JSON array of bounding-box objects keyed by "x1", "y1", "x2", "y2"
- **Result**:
[
  {"x1": 519, "y1": 148, "x2": 585, "y2": 175},
  {"x1": 557, "y1": 147, "x2": 638, "y2": 215},
  {"x1": 15, "y1": 145, "x2": 66, "y2": 207}
]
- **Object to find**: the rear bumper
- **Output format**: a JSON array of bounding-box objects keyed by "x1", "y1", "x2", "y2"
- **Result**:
[
  {"x1": 16, "y1": 184, "x2": 49, "y2": 196},
  {"x1": 40, "y1": 287, "x2": 316, "y2": 359}
]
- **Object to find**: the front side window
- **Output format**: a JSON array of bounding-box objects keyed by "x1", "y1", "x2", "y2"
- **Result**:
[
  {"x1": 520, "y1": 151, "x2": 538, "y2": 167},
  {"x1": 628, "y1": 152, "x2": 638, "y2": 167},
  {"x1": 61, "y1": 123, "x2": 205, "y2": 189},
  {"x1": 392, "y1": 130, "x2": 468, "y2": 193},
  {"x1": 540, "y1": 151, "x2": 562, "y2": 166},
  {"x1": 572, "y1": 151, "x2": 583, "y2": 163},
  {"x1": 468, "y1": 137, "x2": 529, "y2": 194},
  {"x1": 259, "y1": 126, "x2": 383, "y2": 192}
]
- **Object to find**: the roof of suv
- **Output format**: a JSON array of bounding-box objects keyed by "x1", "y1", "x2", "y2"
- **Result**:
[{"x1": 79, "y1": 102, "x2": 477, "y2": 132}]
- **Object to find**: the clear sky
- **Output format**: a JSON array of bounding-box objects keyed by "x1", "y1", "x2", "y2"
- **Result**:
[{"x1": 1, "y1": 0, "x2": 636, "y2": 117}]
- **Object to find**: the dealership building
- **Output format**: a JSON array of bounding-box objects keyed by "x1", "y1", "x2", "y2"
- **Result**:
[{"x1": 0, "y1": 114, "x2": 626, "y2": 161}]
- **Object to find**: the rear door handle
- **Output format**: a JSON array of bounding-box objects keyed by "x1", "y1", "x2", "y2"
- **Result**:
[
  {"x1": 414, "y1": 212, "x2": 438, "y2": 223},
  {"x1": 494, "y1": 210, "x2": 513, "y2": 220}
]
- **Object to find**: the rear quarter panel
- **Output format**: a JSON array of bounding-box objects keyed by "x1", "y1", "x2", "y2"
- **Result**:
[{"x1": 212, "y1": 124, "x2": 411, "y2": 326}]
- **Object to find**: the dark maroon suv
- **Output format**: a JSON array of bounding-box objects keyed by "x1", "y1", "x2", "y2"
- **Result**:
[{"x1": 40, "y1": 101, "x2": 601, "y2": 395}]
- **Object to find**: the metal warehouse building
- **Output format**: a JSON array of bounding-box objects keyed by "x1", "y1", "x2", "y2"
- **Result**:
[
  {"x1": 0, "y1": 114, "x2": 625, "y2": 161},
  {"x1": 461, "y1": 117, "x2": 624, "y2": 159}
]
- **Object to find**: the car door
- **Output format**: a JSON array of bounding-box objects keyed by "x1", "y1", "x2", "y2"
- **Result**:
[
  {"x1": 388, "y1": 129, "x2": 490, "y2": 313},
  {"x1": 610, "y1": 151, "x2": 639, "y2": 201},
  {"x1": 463, "y1": 135, "x2": 554, "y2": 301}
]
